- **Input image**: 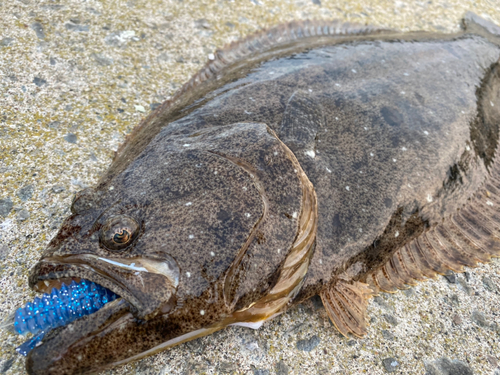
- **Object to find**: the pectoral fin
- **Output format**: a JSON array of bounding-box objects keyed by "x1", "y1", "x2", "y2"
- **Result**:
[{"x1": 320, "y1": 279, "x2": 373, "y2": 338}]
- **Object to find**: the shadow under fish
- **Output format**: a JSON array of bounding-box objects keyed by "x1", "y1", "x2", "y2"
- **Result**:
[{"x1": 2, "y1": 11, "x2": 500, "y2": 375}]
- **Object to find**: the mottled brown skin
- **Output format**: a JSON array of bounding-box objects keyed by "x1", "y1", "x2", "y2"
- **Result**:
[{"x1": 26, "y1": 13, "x2": 500, "y2": 375}]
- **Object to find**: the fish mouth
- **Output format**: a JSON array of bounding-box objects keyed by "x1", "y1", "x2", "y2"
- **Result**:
[
  {"x1": 29, "y1": 253, "x2": 180, "y2": 318},
  {"x1": 1, "y1": 253, "x2": 180, "y2": 360}
]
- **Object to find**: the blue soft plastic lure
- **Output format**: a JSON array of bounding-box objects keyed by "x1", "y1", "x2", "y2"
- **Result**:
[{"x1": 2, "y1": 279, "x2": 117, "y2": 356}]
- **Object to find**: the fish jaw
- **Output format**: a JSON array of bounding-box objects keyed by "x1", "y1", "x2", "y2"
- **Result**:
[
  {"x1": 28, "y1": 253, "x2": 180, "y2": 320},
  {"x1": 24, "y1": 296, "x2": 221, "y2": 375},
  {"x1": 25, "y1": 298, "x2": 133, "y2": 375}
]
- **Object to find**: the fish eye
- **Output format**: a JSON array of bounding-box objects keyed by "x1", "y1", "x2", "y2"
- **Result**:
[{"x1": 100, "y1": 215, "x2": 140, "y2": 251}]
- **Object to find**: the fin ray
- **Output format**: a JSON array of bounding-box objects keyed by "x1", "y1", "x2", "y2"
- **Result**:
[
  {"x1": 320, "y1": 280, "x2": 372, "y2": 338},
  {"x1": 368, "y1": 188, "x2": 500, "y2": 292}
]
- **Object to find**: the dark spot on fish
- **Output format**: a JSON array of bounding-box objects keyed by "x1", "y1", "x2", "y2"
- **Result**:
[
  {"x1": 380, "y1": 106, "x2": 404, "y2": 127},
  {"x1": 384, "y1": 198, "x2": 392, "y2": 208},
  {"x1": 443, "y1": 164, "x2": 463, "y2": 192},
  {"x1": 415, "y1": 92, "x2": 426, "y2": 106},
  {"x1": 332, "y1": 213, "x2": 342, "y2": 231},
  {"x1": 469, "y1": 63, "x2": 500, "y2": 168},
  {"x1": 217, "y1": 209, "x2": 231, "y2": 222},
  {"x1": 256, "y1": 231, "x2": 266, "y2": 244}
]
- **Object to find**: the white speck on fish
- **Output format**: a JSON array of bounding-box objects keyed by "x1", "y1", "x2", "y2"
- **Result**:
[
  {"x1": 305, "y1": 150, "x2": 315, "y2": 158},
  {"x1": 186, "y1": 202, "x2": 192, "y2": 206},
  {"x1": 346, "y1": 186, "x2": 350, "y2": 191}
]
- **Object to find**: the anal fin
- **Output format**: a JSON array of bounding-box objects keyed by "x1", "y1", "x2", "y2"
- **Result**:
[
  {"x1": 320, "y1": 279, "x2": 373, "y2": 338},
  {"x1": 368, "y1": 184, "x2": 500, "y2": 293}
]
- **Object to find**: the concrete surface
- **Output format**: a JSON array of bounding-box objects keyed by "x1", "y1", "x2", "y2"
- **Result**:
[{"x1": 0, "y1": 0, "x2": 499, "y2": 374}]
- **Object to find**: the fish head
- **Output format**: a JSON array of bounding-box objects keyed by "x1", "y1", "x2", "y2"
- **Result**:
[
  {"x1": 29, "y1": 183, "x2": 181, "y2": 320},
  {"x1": 26, "y1": 122, "x2": 317, "y2": 374}
]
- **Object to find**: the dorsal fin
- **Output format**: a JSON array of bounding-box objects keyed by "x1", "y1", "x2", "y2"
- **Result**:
[
  {"x1": 114, "y1": 20, "x2": 393, "y2": 162},
  {"x1": 320, "y1": 278, "x2": 373, "y2": 338},
  {"x1": 366, "y1": 164, "x2": 500, "y2": 294},
  {"x1": 174, "y1": 20, "x2": 392, "y2": 103}
]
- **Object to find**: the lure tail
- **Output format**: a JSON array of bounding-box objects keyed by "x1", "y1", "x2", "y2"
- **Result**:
[{"x1": 0, "y1": 279, "x2": 118, "y2": 356}]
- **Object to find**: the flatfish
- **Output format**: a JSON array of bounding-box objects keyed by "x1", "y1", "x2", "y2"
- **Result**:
[{"x1": 3, "y1": 12, "x2": 500, "y2": 375}]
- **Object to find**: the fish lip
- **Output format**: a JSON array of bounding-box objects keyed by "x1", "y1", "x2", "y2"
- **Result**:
[{"x1": 29, "y1": 256, "x2": 140, "y2": 314}]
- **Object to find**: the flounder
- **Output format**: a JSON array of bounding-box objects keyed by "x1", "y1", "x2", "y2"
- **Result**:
[{"x1": 5, "y1": 12, "x2": 500, "y2": 375}]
